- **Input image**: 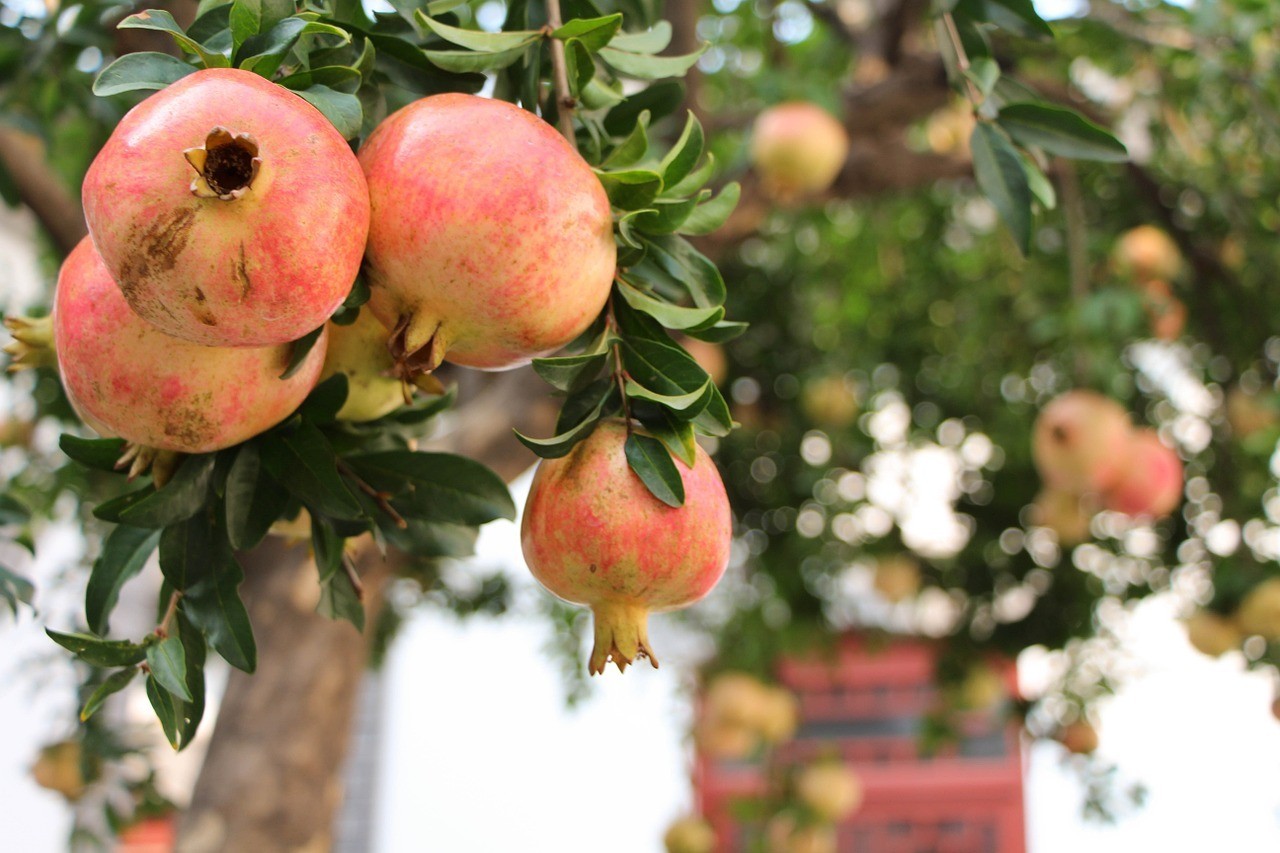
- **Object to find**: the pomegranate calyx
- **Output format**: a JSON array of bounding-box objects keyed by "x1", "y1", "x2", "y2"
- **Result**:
[
  {"x1": 114, "y1": 443, "x2": 182, "y2": 485},
  {"x1": 589, "y1": 601, "x2": 658, "y2": 675},
  {"x1": 387, "y1": 313, "x2": 449, "y2": 383},
  {"x1": 184, "y1": 127, "x2": 261, "y2": 200},
  {"x1": 2, "y1": 315, "x2": 56, "y2": 372}
]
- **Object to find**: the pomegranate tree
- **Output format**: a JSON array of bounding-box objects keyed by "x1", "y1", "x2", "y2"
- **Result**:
[
  {"x1": 53, "y1": 238, "x2": 327, "y2": 453},
  {"x1": 358, "y1": 94, "x2": 615, "y2": 374},
  {"x1": 521, "y1": 421, "x2": 731, "y2": 674},
  {"x1": 82, "y1": 68, "x2": 369, "y2": 347}
]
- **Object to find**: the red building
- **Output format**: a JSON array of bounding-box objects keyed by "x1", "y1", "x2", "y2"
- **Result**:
[{"x1": 695, "y1": 636, "x2": 1026, "y2": 852}]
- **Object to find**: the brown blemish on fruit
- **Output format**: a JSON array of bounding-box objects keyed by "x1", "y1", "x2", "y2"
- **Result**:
[
  {"x1": 163, "y1": 401, "x2": 216, "y2": 448},
  {"x1": 234, "y1": 242, "x2": 252, "y2": 299},
  {"x1": 194, "y1": 287, "x2": 207, "y2": 303},
  {"x1": 118, "y1": 206, "x2": 197, "y2": 299}
]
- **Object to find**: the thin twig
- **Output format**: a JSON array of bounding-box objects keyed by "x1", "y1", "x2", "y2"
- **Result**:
[
  {"x1": 342, "y1": 555, "x2": 366, "y2": 603},
  {"x1": 156, "y1": 590, "x2": 183, "y2": 639},
  {"x1": 336, "y1": 460, "x2": 408, "y2": 529},
  {"x1": 606, "y1": 289, "x2": 633, "y2": 433},
  {"x1": 939, "y1": 12, "x2": 983, "y2": 105},
  {"x1": 545, "y1": 0, "x2": 577, "y2": 144}
]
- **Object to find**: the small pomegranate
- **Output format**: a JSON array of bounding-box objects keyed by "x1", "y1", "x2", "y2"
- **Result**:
[
  {"x1": 795, "y1": 761, "x2": 863, "y2": 822},
  {"x1": 800, "y1": 374, "x2": 859, "y2": 428},
  {"x1": 663, "y1": 816, "x2": 716, "y2": 853},
  {"x1": 1235, "y1": 578, "x2": 1280, "y2": 640},
  {"x1": 757, "y1": 685, "x2": 800, "y2": 744},
  {"x1": 1226, "y1": 387, "x2": 1279, "y2": 439},
  {"x1": 1101, "y1": 429, "x2": 1183, "y2": 519},
  {"x1": 750, "y1": 102, "x2": 849, "y2": 200},
  {"x1": 1112, "y1": 225, "x2": 1182, "y2": 281},
  {"x1": 765, "y1": 816, "x2": 837, "y2": 853},
  {"x1": 1183, "y1": 610, "x2": 1242, "y2": 657},
  {"x1": 1058, "y1": 720, "x2": 1099, "y2": 755},
  {"x1": 319, "y1": 309, "x2": 405, "y2": 422},
  {"x1": 1029, "y1": 489, "x2": 1093, "y2": 545},
  {"x1": 30, "y1": 740, "x2": 86, "y2": 801},
  {"x1": 82, "y1": 68, "x2": 368, "y2": 347},
  {"x1": 359, "y1": 94, "x2": 615, "y2": 375},
  {"x1": 1032, "y1": 390, "x2": 1132, "y2": 495},
  {"x1": 521, "y1": 420, "x2": 731, "y2": 674},
  {"x1": 872, "y1": 554, "x2": 922, "y2": 603},
  {"x1": 54, "y1": 238, "x2": 326, "y2": 453}
]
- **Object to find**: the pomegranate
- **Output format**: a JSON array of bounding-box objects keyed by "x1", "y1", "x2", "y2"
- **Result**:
[
  {"x1": 795, "y1": 761, "x2": 863, "y2": 822},
  {"x1": 800, "y1": 374, "x2": 859, "y2": 428},
  {"x1": 1112, "y1": 224, "x2": 1182, "y2": 282},
  {"x1": 1029, "y1": 489, "x2": 1093, "y2": 545},
  {"x1": 953, "y1": 663, "x2": 1008, "y2": 711},
  {"x1": 81, "y1": 68, "x2": 368, "y2": 347},
  {"x1": 1226, "y1": 387, "x2": 1279, "y2": 438},
  {"x1": 1058, "y1": 720, "x2": 1099, "y2": 755},
  {"x1": 1101, "y1": 429, "x2": 1182, "y2": 519},
  {"x1": 872, "y1": 554, "x2": 922, "y2": 602},
  {"x1": 53, "y1": 238, "x2": 327, "y2": 453},
  {"x1": 1183, "y1": 610, "x2": 1241, "y2": 657},
  {"x1": 30, "y1": 740, "x2": 86, "y2": 801},
  {"x1": 750, "y1": 102, "x2": 849, "y2": 200},
  {"x1": 319, "y1": 310, "x2": 404, "y2": 422},
  {"x1": 521, "y1": 420, "x2": 731, "y2": 673},
  {"x1": 663, "y1": 816, "x2": 716, "y2": 853},
  {"x1": 1032, "y1": 390, "x2": 1132, "y2": 495},
  {"x1": 358, "y1": 94, "x2": 615, "y2": 375},
  {"x1": 1235, "y1": 578, "x2": 1280, "y2": 640},
  {"x1": 758, "y1": 685, "x2": 800, "y2": 744}
]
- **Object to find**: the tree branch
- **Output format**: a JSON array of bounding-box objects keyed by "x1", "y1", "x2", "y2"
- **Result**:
[{"x1": 0, "y1": 127, "x2": 86, "y2": 256}]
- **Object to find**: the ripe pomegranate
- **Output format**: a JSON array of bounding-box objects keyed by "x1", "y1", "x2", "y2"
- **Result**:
[
  {"x1": 1029, "y1": 489, "x2": 1093, "y2": 545},
  {"x1": 521, "y1": 420, "x2": 731, "y2": 674},
  {"x1": 954, "y1": 663, "x2": 1009, "y2": 712},
  {"x1": 1101, "y1": 429, "x2": 1183, "y2": 519},
  {"x1": 82, "y1": 68, "x2": 368, "y2": 347},
  {"x1": 1032, "y1": 390, "x2": 1132, "y2": 495},
  {"x1": 1235, "y1": 578, "x2": 1280, "y2": 640},
  {"x1": 873, "y1": 554, "x2": 922, "y2": 602},
  {"x1": 319, "y1": 310, "x2": 404, "y2": 422},
  {"x1": 1183, "y1": 610, "x2": 1242, "y2": 657},
  {"x1": 358, "y1": 94, "x2": 615, "y2": 375},
  {"x1": 663, "y1": 816, "x2": 716, "y2": 853},
  {"x1": 1058, "y1": 720, "x2": 1099, "y2": 755},
  {"x1": 54, "y1": 238, "x2": 327, "y2": 453},
  {"x1": 1112, "y1": 225, "x2": 1182, "y2": 281},
  {"x1": 750, "y1": 102, "x2": 849, "y2": 200},
  {"x1": 795, "y1": 761, "x2": 863, "y2": 822}
]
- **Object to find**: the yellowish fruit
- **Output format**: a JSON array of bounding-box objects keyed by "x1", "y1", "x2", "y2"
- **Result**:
[
  {"x1": 319, "y1": 309, "x2": 405, "y2": 422},
  {"x1": 758, "y1": 685, "x2": 800, "y2": 744},
  {"x1": 766, "y1": 815, "x2": 838, "y2": 853},
  {"x1": 956, "y1": 664, "x2": 1008, "y2": 712},
  {"x1": 873, "y1": 555, "x2": 922, "y2": 602},
  {"x1": 795, "y1": 762, "x2": 863, "y2": 822},
  {"x1": 1112, "y1": 225, "x2": 1182, "y2": 281},
  {"x1": 1184, "y1": 610, "x2": 1243, "y2": 657},
  {"x1": 1235, "y1": 578, "x2": 1280, "y2": 640},
  {"x1": 663, "y1": 816, "x2": 716, "y2": 853},
  {"x1": 751, "y1": 102, "x2": 850, "y2": 200},
  {"x1": 695, "y1": 718, "x2": 759, "y2": 759},
  {"x1": 1226, "y1": 387, "x2": 1279, "y2": 439},
  {"x1": 801, "y1": 375, "x2": 858, "y2": 429},
  {"x1": 31, "y1": 740, "x2": 85, "y2": 801},
  {"x1": 1058, "y1": 720, "x2": 1099, "y2": 755},
  {"x1": 1029, "y1": 489, "x2": 1093, "y2": 545}
]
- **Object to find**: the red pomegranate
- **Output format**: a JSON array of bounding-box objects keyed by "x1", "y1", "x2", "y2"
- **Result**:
[
  {"x1": 358, "y1": 94, "x2": 615, "y2": 374},
  {"x1": 1101, "y1": 429, "x2": 1183, "y2": 518},
  {"x1": 53, "y1": 238, "x2": 327, "y2": 453},
  {"x1": 521, "y1": 421, "x2": 731, "y2": 674},
  {"x1": 81, "y1": 68, "x2": 368, "y2": 347}
]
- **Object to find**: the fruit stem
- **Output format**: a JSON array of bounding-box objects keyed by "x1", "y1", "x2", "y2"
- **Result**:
[
  {"x1": 545, "y1": 0, "x2": 578, "y2": 145},
  {"x1": 155, "y1": 590, "x2": 183, "y2": 639},
  {"x1": 588, "y1": 600, "x2": 657, "y2": 675}
]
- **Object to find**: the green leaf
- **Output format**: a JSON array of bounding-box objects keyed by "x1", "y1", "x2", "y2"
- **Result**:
[
  {"x1": 645, "y1": 235, "x2": 726, "y2": 308},
  {"x1": 632, "y1": 195, "x2": 702, "y2": 235},
  {"x1": 297, "y1": 374, "x2": 350, "y2": 424},
  {"x1": 683, "y1": 320, "x2": 748, "y2": 343},
  {"x1": 0, "y1": 565, "x2": 34, "y2": 617},
  {"x1": 239, "y1": 18, "x2": 349, "y2": 77},
  {"x1": 679, "y1": 183, "x2": 740, "y2": 236},
  {"x1": 658, "y1": 112, "x2": 704, "y2": 189},
  {"x1": 317, "y1": 568, "x2": 365, "y2": 630},
  {"x1": 602, "y1": 110, "x2": 650, "y2": 168},
  {"x1": 278, "y1": 65, "x2": 363, "y2": 91},
  {"x1": 598, "y1": 44, "x2": 704, "y2": 79},
  {"x1": 643, "y1": 412, "x2": 697, "y2": 468},
  {"x1": 281, "y1": 325, "x2": 325, "y2": 379},
  {"x1": 117, "y1": 454, "x2": 215, "y2": 528},
  {"x1": 93, "y1": 52, "x2": 196, "y2": 97},
  {"x1": 80, "y1": 667, "x2": 139, "y2": 722},
  {"x1": 970, "y1": 122, "x2": 1032, "y2": 255},
  {"x1": 1021, "y1": 152, "x2": 1057, "y2": 209},
  {"x1": 514, "y1": 391, "x2": 609, "y2": 459},
  {"x1": 46, "y1": 630, "x2": 148, "y2": 667},
  {"x1": 117, "y1": 10, "x2": 231, "y2": 68},
  {"x1": 997, "y1": 102, "x2": 1129, "y2": 163},
  {"x1": 175, "y1": 613, "x2": 207, "y2": 747},
  {"x1": 616, "y1": 280, "x2": 723, "y2": 330},
  {"x1": 416, "y1": 12, "x2": 539, "y2": 51},
  {"x1": 965, "y1": 57, "x2": 1000, "y2": 99},
  {"x1": 604, "y1": 79, "x2": 684, "y2": 135},
  {"x1": 310, "y1": 514, "x2": 343, "y2": 582},
  {"x1": 985, "y1": 0, "x2": 1053, "y2": 38},
  {"x1": 146, "y1": 674, "x2": 182, "y2": 749},
  {"x1": 624, "y1": 378, "x2": 712, "y2": 412},
  {"x1": 86, "y1": 526, "x2": 161, "y2": 635},
  {"x1": 663, "y1": 153, "x2": 718, "y2": 197},
  {"x1": 624, "y1": 433, "x2": 684, "y2": 507},
  {"x1": 553, "y1": 14, "x2": 622, "y2": 53},
  {"x1": 423, "y1": 44, "x2": 532, "y2": 73},
  {"x1": 60, "y1": 435, "x2": 126, "y2": 472},
  {"x1": 608, "y1": 22, "x2": 672, "y2": 54},
  {"x1": 229, "y1": 0, "x2": 262, "y2": 46},
  {"x1": 345, "y1": 452, "x2": 515, "y2": 526},
  {"x1": 260, "y1": 423, "x2": 362, "y2": 520},
  {"x1": 379, "y1": 519, "x2": 477, "y2": 558},
  {"x1": 146, "y1": 635, "x2": 192, "y2": 702},
  {"x1": 596, "y1": 169, "x2": 663, "y2": 210},
  {"x1": 181, "y1": 529, "x2": 257, "y2": 673},
  {"x1": 93, "y1": 485, "x2": 158, "y2": 524},
  {"x1": 532, "y1": 352, "x2": 608, "y2": 393},
  {"x1": 224, "y1": 443, "x2": 290, "y2": 551}
]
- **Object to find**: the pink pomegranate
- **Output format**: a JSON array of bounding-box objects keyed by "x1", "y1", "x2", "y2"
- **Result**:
[
  {"x1": 358, "y1": 94, "x2": 615, "y2": 374},
  {"x1": 1101, "y1": 429, "x2": 1183, "y2": 518},
  {"x1": 82, "y1": 67, "x2": 368, "y2": 347},
  {"x1": 1032, "y1": 390, "x2": 1132, "y2": 494},
  {"x1": 54, "y1": 238, "x2": 327, "y2": 453},
  {"x1": 750, "y1": 102, "x2": 849, "y2": 200},
  {"x1": 521, "y1": 421, "x2": 731, "y2": 674}
]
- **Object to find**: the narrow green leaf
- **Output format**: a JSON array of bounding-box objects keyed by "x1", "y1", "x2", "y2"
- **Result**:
[
  {"x1": 679, "y1": 183, "x2": 740, "y2": 235},
  {"x1": 515, "y1": 400, "x2": 608, "y2": 459},
  {"x1": 80, "y1": 667, "x2": 139, "y2": 722},
  {"x1": 604, "y1": 79, "x2": 684, "y2": 135},
  {"x1": 229, "y1": 0, "x2": 263, "y2": 47},
  {"x1": 1021, "y1": 152, "x2": 1057, "y2": 209},
  {"x1": 608, "y1": 22, "x2": 672, "y2": 54},
  {"x1": 345, "y1": 452, "x2": 515, "y2": 525},
  {"x1": 423, "y1": 44, "x2": 532, "y2": 73},
  {"x1": 645, "y1": 413, "x2": 697, "y2": 468},
  {"x1": 965, "y1": 57, "x2": 1000, "y2": 99},
  {"x1": 224, "y1": 443, "x2": 289, "y2": 551},
  {"x1": 0, "y1": 566, "x2": 34, "y2": 617},
  {"x1": 616, "y1": 280, "x2": 723, "y2": 330},
  {"x1": 117, "y1": 454, "x2": 215, "y2": 528},
  {"x1": 182, "y1": 529, "x2": 257, "y2": 673},
  {"x1": 998, "y1": 102, "x2": 1129, "y2": 163},
  {"x1": 117, "y1": 10, "x2": 231, "y2": 68},
  {"x1": 297, "y1": 373, "x2": 350, "y2": 424},
  {"x1": 146, "y1": 635, "x2": 192, "y2": 702},
  {"x1": 683, "y1": 320, "x2": 748, "y2": 343},
  {"x1": 46, "y1": 629, "x2": 148, "y2": 667},
  {"x1": 646, "y1": 235, "x2": 727, "y2": 308},
  {"x1": 658, "y1": 112, "x2": 704, "y2": 189},
  {"x1": 317, "y1": 570, "x2": 365, "y2": 630},
  {"x1": 602, "y1": 110, "x2": 650, "y2": 168},
  {"x1": 310, "y1": 514, "x2": 343, "y2": 582},
  {"x1": 259, "y1": 424, "x2": 363, "y2": 520},
  {"x1": 278, "y1": 65, "x2": 363, "y2": 91},
  {"x1": 624, "y1": 433, "x2": 684, "y2": 507},
  {"x1": 985, "y1": 0, "x2": 1054, "y2": 38},
  {"x1": 416, "y1": 12, "x2": 540, "y2": 51},
  {"x1": 93, "y1": 485, "x2": 158, "y2": 525},
  {"x1": 146, "y1": 674, "x2": 182, "y2": 749},
  {"x1": 624, "y1": 378, "x2": 711, "y2": 412},
  {"x1": 86, "y1": 526, "x2": 161, "y2": 635},
  {"x1": 598, "y1": 45, "x2": 704, "y2": 79},
  {"x1": 280, "y1": 325, "x2": 325, "y2": 379},
  {"x1": 93, "y1": 52, "x2": 196, "y2": 97},
  {"x1": 552, "y1": 14, "x2": 622, "y2": 53},
  {"x1": 970, "y1": 122, "x2": 1032, "y2": 255},
  {"x1": 175, "y1": 613, "x2": 207, "y2": 748},
  {"x1": 59, "y1": 435, "x2": 126, "y2": 472},
  {"x1": 596, "y1": 168, "x2": 663, "y2": 209},
  {"x1": 532, "y1": 352, "x2": 608, "y2": 393},
  {"x1": 632, "y1": 196, "x2": 703, "y2": 235}
]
